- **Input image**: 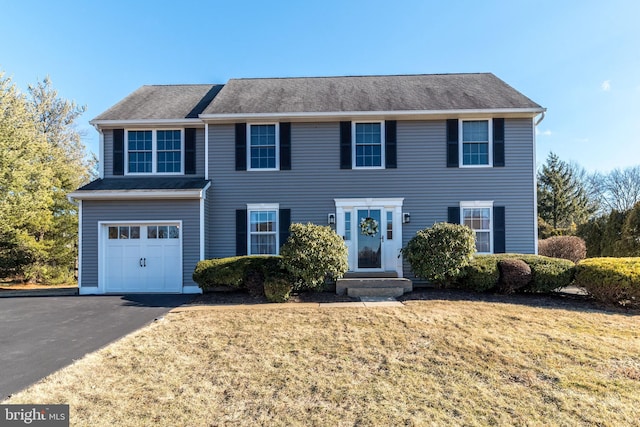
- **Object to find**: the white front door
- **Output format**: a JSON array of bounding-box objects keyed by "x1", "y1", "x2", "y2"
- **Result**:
[
  {"x1": 335, "y1": 198, "x2": 404, "y2": 276},
  {"x1": 102, "y1": 223, "x2": 182, "y2": 293}
]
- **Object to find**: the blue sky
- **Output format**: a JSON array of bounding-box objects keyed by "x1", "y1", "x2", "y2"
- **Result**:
[{"x1": 2, "y1": 0, "x2": 638, "y2": 172}]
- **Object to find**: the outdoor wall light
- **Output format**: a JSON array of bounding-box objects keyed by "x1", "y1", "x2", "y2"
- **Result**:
[
  {"x1": 328, "y1": 213, "x2": 336, "y2": 225},
  {"x1": 403, "y1": 213, "x2": 411, "y2": 224}
]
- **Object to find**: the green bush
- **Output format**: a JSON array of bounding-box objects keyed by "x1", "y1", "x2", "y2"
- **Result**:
[
  {"x1": 575, "y1": 257, "x2": 640, "y2": 307},
  {"x1": 193, "y1": 256, "x2": 283, "y2": 292},
  {"x1": 280, "y1": 223, "x2": 348, "y2": 291},
  {"x1": 402, "y1": 222, "x2": 476, "y2": 286},
  {"x1": 459, "y1": 254, "x2": 575, "y2": 293},
  {"x1": 264, "y1": 276, "x2": 293, "y2": 303}
]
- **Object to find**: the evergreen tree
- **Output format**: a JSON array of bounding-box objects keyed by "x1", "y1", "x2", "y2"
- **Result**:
[{"x1": 537, "y1": 152, "x2": 592, "y2": 234}]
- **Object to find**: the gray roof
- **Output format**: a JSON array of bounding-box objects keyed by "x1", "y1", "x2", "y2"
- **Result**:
[
  {"x1": 202, "y1": 73, "x2": 542, "y2": 115},
  {"x1": 76, "y1": 178, "x2": 210, "y2": 191},
  {"x1": 93, "y1": 84, "x2": 223, "y2": 121}
]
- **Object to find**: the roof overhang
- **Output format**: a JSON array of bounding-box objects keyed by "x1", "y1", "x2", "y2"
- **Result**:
[
  {"x1": 68, "y1": 183, "x2": 211, "y2": 201},
  {"x1": 199, "y1": 108, "x2": 546, "y2": 123},
  {"x1": 89, "y1": 118, "x2": 204, "y2": 127}
]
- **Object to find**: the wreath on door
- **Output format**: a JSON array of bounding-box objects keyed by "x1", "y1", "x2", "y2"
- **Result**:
[{"x1": 359, "y1": 216, "x2": 379, "y2": 236}]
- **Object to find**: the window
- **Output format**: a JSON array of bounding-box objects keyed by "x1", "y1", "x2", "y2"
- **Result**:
[
  {"x1": 126, "y1": 129, "x2": 183, "y2": 174},
  {"x1": 460, "y1": 119, "x2": 492, "y2": 166},
  {"x1": 108, "y1": 226, "x2": 140, "y2": 240},
  {"x1": 354, "y1": 122, "x2": 384, "y2": 168},
  {"x1": 247, "y1": 204, "x2": 279, "y2": 254},
  {"x1": 147, "y1": 225, "x2": 180, "y2": 239},
  {"x1": 460, "y1": 202, "x2": 493, "y2": 253},
  {"x1": 386, "y1": 211, "x2": 393, "y2": 240},
  {"x1": 248, "y1": 124, "x2": 278, "y2": 170},
  {"x1": 345, "y1": 212, "x2": 352, "y2": 241}
]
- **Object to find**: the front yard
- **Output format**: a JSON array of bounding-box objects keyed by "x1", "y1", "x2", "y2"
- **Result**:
[{"x1": 4, "y1": 296, "x2": 639, "y2": 426}]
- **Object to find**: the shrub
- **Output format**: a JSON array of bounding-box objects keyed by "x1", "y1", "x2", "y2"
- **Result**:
[
  {"x1": 264, "y1": 276, "x2": 293, "y2": 303},
  {"x1": 538, "y1": 236, "x2": 587, "y2": 263},
  {"x1": 575, "y1": 257, "x2": 640, "y2": 307},
  {"x1": 402, "y1": 222, "x2": 476, "y2": 286},
  {"x1": 459, "y1": 254, "x2": 575, "y2": 293},
  {"x1": 193, "y1": 256, "x2": 283, "y2": 292},
  {"x1": 497, "y1": 259, "x2": 532, "y2": 294},
  {"x1": 280, "y1": 223, "x2": 348, "y2": 291}
]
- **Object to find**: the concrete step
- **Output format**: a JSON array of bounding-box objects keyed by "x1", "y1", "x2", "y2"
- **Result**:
[
  {"x1": 336, "y1": 278, "x2": 413, "y2": 295},
  {"x1": 343, "y1": 271, "x2": 398, "y2": 278},
  {"x1": 348, "y1": 287, "x2": 405, "y2": 298}
]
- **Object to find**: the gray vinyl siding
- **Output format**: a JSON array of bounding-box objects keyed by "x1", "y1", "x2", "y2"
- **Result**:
[
  {"x1": 81, "y1": 199, "x2": 201, "y2": 289},
  {"x1": 206, "y1": 119, "x2": 536, "y2": 262},
  {"x1": 103, "y1": 128, "x2": 206, "y2": 178}
]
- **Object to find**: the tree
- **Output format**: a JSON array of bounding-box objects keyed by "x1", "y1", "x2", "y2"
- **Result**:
[
  {"x1": 620, "y1": 202, "x2": 640, "y2": 256},
  {"x1": 537, "y1": 152, "x2": 593, "y2": 234},
  {"x1": 591, "y1": 166, "x2": 640, "y2": 213}
]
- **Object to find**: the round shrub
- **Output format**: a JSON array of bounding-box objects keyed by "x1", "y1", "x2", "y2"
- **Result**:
[
  {"x1": 575, "y1": 257, "x2": 640, "y2": 307},
  {"x1": 193, "y1": 255, "x2": 283, "y2": 292},
  {"x1": 459, "y1": 255, "x2": 501, "y2": 291},
  {"x1": 497, "y1": 259, "x2": 532, "y2": 294},
  {"x1": 280, "y1": 223, "x2": 348, "y2": 291},
  {"x1": 402, "y1": 222, "x2": 476, "y2": 286},
  {"x1": 517, "y1": 255, "x2": 575, "y2": 292},
  {"x1": 538, "y1": 236, "x2": 587, "y2": 263},
  {"x1": 264, "y1": 276, "x2": 293, "y2": 303}
]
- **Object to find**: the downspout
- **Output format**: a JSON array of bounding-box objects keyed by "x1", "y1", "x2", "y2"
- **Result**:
[
  {"x1": 534, "y1": 111, "x2": 545, "y2": 126},
  {"x1": 532, "y1": 110, "x2": 546, "y2": 254},
  {"x1": 92, "y1": 123, "x2": 104, "y2": 179}
]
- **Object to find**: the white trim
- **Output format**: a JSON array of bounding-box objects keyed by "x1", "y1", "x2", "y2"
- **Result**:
[
  {"x1": 90, "y1": 118, "x2": 202, "y2": 126},
  {"x1": 183, "y1": 285, "x2": 203, "y2": 294},
  {"x1": 247, "y1": 123, "x2": 280, "y2": 171},
  {"x1": 199, "y1": 107, "x2": 546, "y2": 122},
  {"x1": 532, "y1": 117, "x2": 539, "y2": 254},
  {"x1": 199, "y1": 198, "x2": 205, "y2": 261},
  {"x1": 204, "y1": 123, "x2": 209, "y2": 180},
  {"x1": 67, "y1": 188, "x2": 209, "y2": 200},
  {"x1": 77, "y1": 200, "x2": 82, "y2": 289},
  {"x1": 125, "y1": 129, "x2": 184, "y2": 176},
  {"x1": 335, "y1": 198, "x2": 404, "y2": 208},
  {"x1": 459, "y1": 118, "x2": 493, "y2": 168},
  {"x1": 98, "y1": 220, "x2": 183, "y2": 294},
  {"x1": 246, "y1": 203, "x2": 280, "y2": 255},
  {"x1": 352, "y1": 121, "x2": 385, "y2": 169},
  {"x1": 96, "y1": 127, "x2": 104, "y2": 179},
  {"x1": 460, "y1": 201, "x2": 494, "y2": 254}
]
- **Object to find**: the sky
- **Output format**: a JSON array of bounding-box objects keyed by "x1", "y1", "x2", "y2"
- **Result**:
[{"x1": 1, "y1": 0, "x2": 639, "y2": 173}]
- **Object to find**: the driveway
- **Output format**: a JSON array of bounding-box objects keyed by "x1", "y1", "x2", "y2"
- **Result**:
[{"x1": 0, "y1": 294, "x2": 194, "y2": 400}]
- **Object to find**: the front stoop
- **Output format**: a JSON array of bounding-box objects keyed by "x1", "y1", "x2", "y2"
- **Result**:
[{"x1": 336, "y1": 278, "x2": 413, "y2": 297}]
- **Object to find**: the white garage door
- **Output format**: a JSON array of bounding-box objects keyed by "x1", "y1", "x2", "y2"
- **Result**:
[{"x1": 103, "y1": 223, "x2": 182, "y2": 293}]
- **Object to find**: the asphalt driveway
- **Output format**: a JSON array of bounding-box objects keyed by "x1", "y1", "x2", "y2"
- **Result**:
[{"x1": 0, "y1": 294, "x2": 194, "y2": 400}]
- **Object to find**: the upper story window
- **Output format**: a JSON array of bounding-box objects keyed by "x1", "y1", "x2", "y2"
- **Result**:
[
  {"x1": 126, "y1": 129, "x2": 183, "y2": 175},
  {"x1": 353, "y1": 122, "x2": 384, "y2": 168},
  {"x1": 248, "y1": 124, "x2": 279, "y2": 170},
  {"x1": 460, "y1": 119, "x2": 492, "y2": 167},
  {"x1": 460, "y1": 201, "x2": 493, "y2": 254}
]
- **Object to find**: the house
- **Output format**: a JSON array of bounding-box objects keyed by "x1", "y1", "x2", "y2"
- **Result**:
[{"x1": 68, "y1": 73, "x2": 545, "y2": 294}]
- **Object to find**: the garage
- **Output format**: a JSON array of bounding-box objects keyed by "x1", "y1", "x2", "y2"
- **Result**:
[{"x1": 102, "y1": 222, "x2": 183, "y2": 293}]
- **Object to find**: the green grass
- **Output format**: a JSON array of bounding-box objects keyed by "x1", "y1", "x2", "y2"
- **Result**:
[{"x1": 4, "y1": 300, "x2": 639, "y2": 426}]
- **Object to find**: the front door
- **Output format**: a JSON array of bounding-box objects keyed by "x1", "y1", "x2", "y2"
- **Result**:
[
  {"x1": 335, "y1": 198, "x2": 404, "y2": 277},
  {"x1": 357, "y1": 209, "x2": 382, "y2": 269}
]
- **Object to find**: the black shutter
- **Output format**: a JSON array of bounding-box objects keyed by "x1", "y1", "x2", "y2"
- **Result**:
[
  {"x1": 185, "y1": 128, "x2": 196, "y2": 175},
  {"x1": 113, "y1": 129, "x2": 124, "y2": 175},
  {"x1": 236, "y1": 209, "x2": 247, "y2": 256},
  {"x1": 340, "y1": 121, "x2": 352, "y2": 169},
  {"x1": 280, "y1": 122, "x2": 291, "y2": 170},
  {"x1": 493, "y1": 206, "x2": 506, "y2": 253},
  {"x1": 448, "y1": 207, "x2": 460, "y2": 224},
  {"x1": 446, "y1": 119, "x2": 459, "y2": 167},
  {"x1": 279, "y1": 208, "x2": 291, "y2": 248},
  {"x1": 385, "y1": 120, "x2": 397, "y2": 169},
  {"x1": 235, "y1": 123, "x2": 247, "y2": 171},
  {"x1": 493, "y1": 118, "x2": 505, "y2": 167}
]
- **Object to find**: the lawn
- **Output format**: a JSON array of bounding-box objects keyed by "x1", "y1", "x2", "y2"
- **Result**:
[{"x1": 4, "y1": 298, "x2": 639, "y2": 426}]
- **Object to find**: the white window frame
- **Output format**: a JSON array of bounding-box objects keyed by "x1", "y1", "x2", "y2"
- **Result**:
[
  {"x1": 247, "y1": 123, "x2": 280, "y2": 171},
  {"x1": 125, "y1": 129, "x2": 184, "y2": 175},
  {"x1": 459, "y1": 119, "x2": 493, "y2": 168},
  {"x1": 460, "y1": 201, "x2": 494, "y2": 254},
  {"x1": 352, "y1": 121, "x2": 385, "y2": 169},
  {"x1": 247, "y1": 203, "x2": 280, "y2": 255}
]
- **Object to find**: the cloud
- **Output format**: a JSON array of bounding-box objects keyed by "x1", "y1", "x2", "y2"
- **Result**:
[
  {"x1": 535, "y1": 128, "x2": 552, "y2": 136},
  {"x1": 601, "y1": 80, "x2": 611, "y2": 91}
]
